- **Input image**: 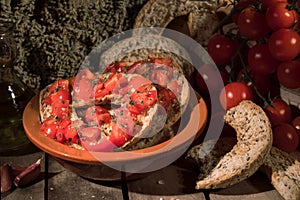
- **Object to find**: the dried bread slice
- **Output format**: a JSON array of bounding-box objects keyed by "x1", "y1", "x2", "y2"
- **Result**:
[
  {"x1": 191, "y1": 100, "x2": 272, "y2": 189},
  {"x1": 187, "y1": 137, "x2": 237, "y2": 180},
  {"x1": 259, "y1": 147, "x2": 300, "y2": 200}
]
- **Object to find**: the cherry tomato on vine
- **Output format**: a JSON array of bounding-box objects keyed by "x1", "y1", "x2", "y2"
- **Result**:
[
  {"x1": 291, "y1": 116, "x2": 300, "y2": 139},
  {"x1": 207, "y1": 34, "x2": 239, "y2": 65},
  {"x1": 268, "y1": 28, "x2": 300, "y2": 61},
  {"x1": 260, "y1": 0, "x2": 287, "y2": 11},
  {"x1": 219, "y1": 82, "x2": 254, "y2": 110},
  {"x1": 247, "y1": 43, "x2": 279, "y2": 75},
  {"x1": 265, "y1": 3, "x2": 297, "y2": 31},
  {"x1": 237, "y1": 67, "x2": 272, "y2": 96},
  {"x1": 231, "y1": 0, "x2": 260, "y2": 23},
  {"x1": 277, "y1": 60, "x2": 300, "y2": 89},
  {"x1": 264, "y1": 98, "x2": 292, "y2": 126},
  {"x1": 237, "y1": 7, "x2": 270, "y2": 40},
  {"x1": 272, "y1": 123, "x2": 299, "y2": 153}
]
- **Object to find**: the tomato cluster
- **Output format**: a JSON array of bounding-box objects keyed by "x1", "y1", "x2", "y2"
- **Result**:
[{"x1": 195, "y1": 0, "x2": 300, "y2": 153}]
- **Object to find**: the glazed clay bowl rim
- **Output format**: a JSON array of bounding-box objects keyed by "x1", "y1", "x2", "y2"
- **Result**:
[{"x1": 23, "y1": 95, "x2": 207, "y2": 165}]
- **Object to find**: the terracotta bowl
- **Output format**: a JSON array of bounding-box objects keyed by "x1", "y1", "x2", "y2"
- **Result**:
[{"x1": 23, "y1": 94, "x2": 207, "y2": 181}]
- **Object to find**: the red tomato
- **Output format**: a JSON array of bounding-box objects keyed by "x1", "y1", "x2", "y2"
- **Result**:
[
  {"x1": 272, "y1": 123, "x2": 299, "y2": 153},
  {"x1": 85, "y1": 106, "x2": 113, "y2": 126},
  {"x1": 260, "y1": 0, "x2": 287, "y2": 10},
  {"x1": 73, "y1": 79, "x2": 94, "y2": 101},
  {"x1": 109, "y1": 122, "x2": 132, "y2": 147},
  {"x1": 80, "y1": 127, "x2": 115, "y2": 152},
  {"x1": 219, "y1": 82, "x2": 254, "y2": 110},
  {"x1": 268, "y1": 28, "x2": 300, "y2": 61},
  {"x1": 80, "y1": 127, "x2": 102, "y2": 142},
  {"x1": 151, "y1": 67, "x2": 169, "y2": 87},
  {"x1": 105, "y1": 61, "x2": 128, "y2": 73},
  {"x1": 76, "y1": 67, "x2": 95, "y2": 80},
  {"x1": 247, "y1": 44, "x2": 279, "y2": 74},
  {"x1": 51, "y1": 100, "x2": 70, "y2": 120},
  {"x1": 277, "y1": 60, "x2": 300, "y2": 89},
  {"x1": 128, "y1": 84, "x2": 157, "y2": 115},
  {"x1": 113, "y1": 107, "x2": 136, "y2": 134},
  {"x1": 81, "y1": 136, "x2": 115, "y2": 152},
  {"x1": 55, "y1": 126, "x2": 67, "y2": 143},
  {"x1": 157, "y1": 86, "x2": 173, "y2": 111},
  {"x1": 291, "y1": 116, "x2": 300, "y2": 139},
  {"x1": 264, "y1": 98, "x2": 292, "y2": 126},
  {"x1": 94, "y1": 73, "x2": 118, "y2": 99},
  {"x1": 149, "y1": 57, "x2": 172, "y2": 66},
  {"x1": 265, "y1": 3, "x2": 297, "y2": 31},
  {"x1": 207, "y1": 35, "x2": 239, "y2": 65},
  {"x1": 237, "y1": 67, "x2": 272, "y2": 96},
  {"x1": 50, "y1": 89, "x2": 71, "y2": 103},
  {"x1": 48, "y1": 79, "x2": 70, "y2": 95},
  {"x1": 40, "y1": 117, "x2": 59, "y2": 139},
  {"x1": 231, "y1": 0, "x2": 260, "y2": 23},
  {"x1": 167, "y1": 80, "x2": 181, "y2": 97},
  {"x1": 65, "y1": 126, "x2": 79, "y2": 143},
  {"x1": 237, "y1": 7, "x2": 270, "y2": 40}
]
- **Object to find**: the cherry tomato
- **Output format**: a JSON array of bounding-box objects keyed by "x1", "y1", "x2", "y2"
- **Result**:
[
  {"x1": 80, "y1": 127, "x2": 115, "y2": 152},
  {"x1": 277, "y1": 60, "x2": 300, "y2": 89},
  {"x1": 40, "y1": 117, "x2": 59, "y2": 139},
  {"x1": 268, "y1": 28, "x2": 300, "y2": 61},
  {"x1": 207, "y1": 34, "x2": 239, "y2": 65},
  {"x1": 105, "y1": 61, "x2": 128, "y2": 73},
  {"x1": 219, "y1": 82, "x2": 254, "y2": 110},
  {"x1": 85, "y1": 106, "x2": 113, "y2": 126},
  {"x1": 157, "y1": 85, "x2": 173, "y2": 111},
  {"x1": 247, "y1": 43, "x2": 279, "y2": 74},
  {"x1": 48, "y1": 79, "x2": 70, "y2": 95},
  {"x1": 272, "y1": 123, "x2": 299, "y2": 153},
  {"x1": 50, "y1": 89, "x2": 71, "y2": 103},
  {"x1": 109, "y1": 122, "x2": 132, "y2": 147},
  {"x1": 237, "y1": 67, "x2": 272, "y2": 96},
  {"x1": 231, "y1": 0, "x2": 260, "y2": 23},
  {"x1": 64, "y1": 125, "x2": 80, "y2": 144},
  {"x1": 167, "y1": 80, "x2": 181, "y2": 97},
  {"x1": 291, "y1": 116, "x2": 300, "y2": 140},
  {"x1": 265, "y1": 3, "x2": 297, "y2": 31},
  {"x1": 260, "y1": 0, "x2": 287, "y2": 11},
  {"x1": 73, "y1": 79, "x2": 94, "y2": 101},
  {"x1": 264, "y1": 98, "x2": 292, "y2": 126},
  {"x1": 151, "y1": 68, "x2": 169, "y2": 86},
  {"x1": 128, "y1": 84, "x2": 157, "y2": 115},
  {"x1": 149, "y1": 57, "x2": 173, "y2": 66},
  {"x1": 237, "y1": 7, "x2": 270, "y2": 40},
  {"x1": 94, "y1": 73, "x2": 121, "y2": 99},
  {"x1": 75, "y1": 67, "x2": 95, "y2": 80},
  {"x1": 51, "y1": 100, "x2": 70, "y2": 120}
]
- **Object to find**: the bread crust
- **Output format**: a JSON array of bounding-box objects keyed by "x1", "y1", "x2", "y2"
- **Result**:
[
  {"x1": 260, "y1": 147, "x2": 300, "y2": 200},
  {"x1": 189, "y1": 100, "x2": 273, "y2": 189}
]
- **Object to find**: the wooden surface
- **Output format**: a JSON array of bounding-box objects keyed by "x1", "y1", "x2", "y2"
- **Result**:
[{"x1": 2, "y1": 147, "x2": 298, "y2": 200}]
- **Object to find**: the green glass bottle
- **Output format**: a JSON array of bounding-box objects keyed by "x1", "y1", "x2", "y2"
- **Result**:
[{"x1": 0, "y1": 21, "x2": 37, "y2": 155}]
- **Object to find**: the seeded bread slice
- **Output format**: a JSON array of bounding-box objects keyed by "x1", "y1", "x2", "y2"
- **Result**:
[
  {"x1": 259, "y1": 147, "x2": 300, "y2": 200},
  {"x1": 187, "y1": 137, "x2": 237, "y2": 180},
  {"x1": 193, "y1": 100, "x2": 273, "y2": 189}
]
